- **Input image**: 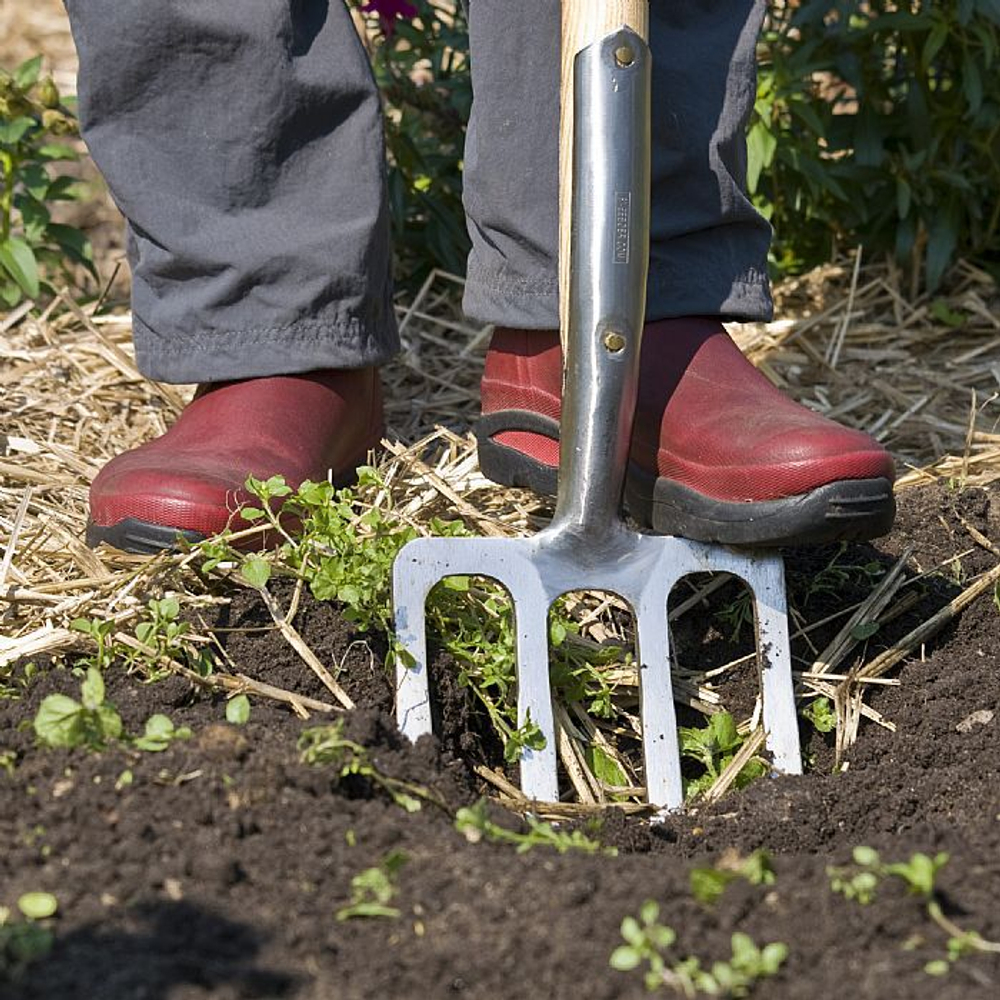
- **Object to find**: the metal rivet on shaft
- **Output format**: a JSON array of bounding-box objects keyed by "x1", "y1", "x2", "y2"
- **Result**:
[
  {"x1": 614, "y1": 44, "x2": 635, "y2": 67},
  {"x1": 603, "y1": 330, "x2": 626, "y2": 353}
]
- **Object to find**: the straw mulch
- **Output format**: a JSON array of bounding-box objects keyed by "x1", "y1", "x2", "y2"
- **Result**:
[{"x1": 2, "y1": 258, "x2": 1000, "y2": 806}]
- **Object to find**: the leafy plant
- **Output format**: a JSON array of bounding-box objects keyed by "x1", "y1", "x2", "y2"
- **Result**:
[
  {"x1": 0, "y1": 659, "x2": 38, "y2": 701},
  {"x1": 225, "y1": 694, "x2": 251, "y2": 726},
  {"x1": 0, "y1": 55, "x2": 96, "y2": 305},
  {"x1": 679, "y1": 712, "x2": 766, "y2": 799},
  {"x1": 132, "y1": 597, "x2": 189, "y2": 667},
  {"x1": 828, "y1": 845, "x2": 948, "y2": 904},
  {"x1": 354, "y1": 0, "x2": 471, "y2": 288},
  {"x1": 610, "y1": 900, "x2": 788, "y2": 996},
  {"x1": 801, "y1": 696, "x2": 837, "y2": 735},
  {"x1": 299, "y1": 720, "x2": 444, "y2": 813},
  {"x1": 70, "y1": 617, "x2": 117, "y2": 672},
  {"x1": 0, "y1": 893, "x2": 56, "y2": 983},
  {"x1": 828, "y1": 846, "x2": 1000, "y2": 975},
  {"x1": 335, "y1": 850, "x2": 408, "y2": 921},
  {"x1": 131, "y1": 714, "x2": 192, "y2": 752},
  {"x1": 690, "y1": 850, "x2": 776, "y2": 906},
  {"x1": 501, "y1": 709, "x2": 547, "y2": 765},
  {"x1": 455, "y1": 799, "x2": 615, "y2": 856},
  {"x1": 715, "y1": 588, "x2": 755, "y2": 644},
  {"x1": 33, "y1": 668, "x2": 191, "y2": 752},
  {"x1": 753, "y1": 1, "x2": 1000, "y2": 288},
  {"x1": 33, "y1": 667, "x2": 122, "y2": 750}
]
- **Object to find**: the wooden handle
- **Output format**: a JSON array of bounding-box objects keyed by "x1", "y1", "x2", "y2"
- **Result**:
[{"x1": 559, "y1": 2, "x2": 650, "y2": 344}]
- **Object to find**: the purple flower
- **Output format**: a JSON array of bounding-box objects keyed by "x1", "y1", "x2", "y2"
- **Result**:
[{"x1": 363, "y1": 0, "x2": 418, "y2": 35}]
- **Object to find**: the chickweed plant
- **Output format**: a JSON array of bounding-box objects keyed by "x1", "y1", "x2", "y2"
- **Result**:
[
  {"x1": 298, "y1": 720, "x2": 444, "y2": 814},
  {"x1": 679, "y1": 713, "x2": 766, "y2": 800},
  {"x1": 829, "y1": 846, "x2": 1000, "y2": 975},
  {"x1": 199, "y1": 472, "x2": 640, "y2": 781},
  {"x1": 610, "y1": 900, "x2": 788, "y2": 996},
  {"x1": 0, "y1": 893, "x2": 57, "y2": 984},
  {"x1": 800, "y1": 696, "x2": 836, "y2": 735},
  {"x1": 455, "y1": 799, "x2": 615, "y2": 856},
  {"x1": 689, "y1": 850, "x2": 776, "y2": 907},
  {"x1": 335, "y1": 850, "x2": 408, "y2": 922},
  {"x1": 32, "y1": 667, "x2": 191, "y2": 753}
]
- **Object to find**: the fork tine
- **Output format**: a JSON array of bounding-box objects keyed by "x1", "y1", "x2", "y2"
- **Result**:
[
  {"x1": 751, "y1": 556, "x2": 802, "y2": 776},
  {"x1": 635, "y1": 598, "x2": 684, "y2": 809},
  {"x1": 393, "y1": 564, "x2": 434, "y2": 742},
  {"x1": 513, "y1": 589, "x2": 560, "y2": 803}
]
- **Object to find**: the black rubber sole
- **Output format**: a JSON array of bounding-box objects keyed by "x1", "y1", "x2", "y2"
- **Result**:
[
  {"x1": 476, "y1": 412, "x2": 896, "y2": 548},
  {"x1": 475, "y1": 410, "x2": 559, "y2": 497},
  {"x1": 85, "y1": 518, "x2": 206, "y2": 556},
  {"x1": 623, "y1": 464, "x2": 896, "y2": 547}
]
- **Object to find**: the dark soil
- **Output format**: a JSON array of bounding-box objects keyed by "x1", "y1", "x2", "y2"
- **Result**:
[{"x1": 3, "y1": 485, "x2": 1000, "y2": 999}]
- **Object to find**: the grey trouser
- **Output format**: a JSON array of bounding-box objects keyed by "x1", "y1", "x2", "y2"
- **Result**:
[{"x1": 64, "y1": 1, "x2": 772, "y2": 384}]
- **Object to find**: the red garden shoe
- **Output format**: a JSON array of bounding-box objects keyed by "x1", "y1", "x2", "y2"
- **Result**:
[
  {"x1": 87, "y1": 369, "x2": 384, "y2": 554},
  {"x1": 477, "y1": 319, "x2": 895, "y2": 547}
]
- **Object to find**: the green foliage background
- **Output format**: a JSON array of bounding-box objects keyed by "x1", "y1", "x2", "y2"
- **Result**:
[{"x1": 370, "y1": 0, "x2": 1000, "y2": 292}]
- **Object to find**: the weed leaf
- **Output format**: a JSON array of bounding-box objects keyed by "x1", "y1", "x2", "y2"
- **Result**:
[
  {"x1": 17, "y1": 893, "x2": 57, "y2": 920},
  {"x1": 0, "y1": 237, "x2": 40, "y2": 298},
  {"x1": 226, "y1": 694, "x2": 251, "y2": 726}
]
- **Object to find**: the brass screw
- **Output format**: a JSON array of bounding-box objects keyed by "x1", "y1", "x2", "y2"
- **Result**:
[
  {"x1": 614, "y1": 44, "x2": 635, "y2": 68},
  {"x1": 603, "y1": 330, "x2": 626, "y2": 353}
]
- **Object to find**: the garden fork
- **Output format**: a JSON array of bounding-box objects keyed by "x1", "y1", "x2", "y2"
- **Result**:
[{"x1": 392, "y1": 1, "x2": 801, "y2": 810}]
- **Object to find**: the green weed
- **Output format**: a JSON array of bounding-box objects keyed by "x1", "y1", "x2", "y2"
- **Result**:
[
  {"x1": 335, "y1": 850, "x2": 408, "y2": 921},
  {"x1": 679, "y1": 712, "x2": 766, "y2": 800},
  {"x1": 299, "y1": 720, "x2": 444, "y2": 813},
  {"x1": 0, "y1": 893, "x2": 56, "y2": 983},
  {"x1": 829, "y1": 846, "x2": 1000, "y2": 975},
  {"x1": 0, "y1": 55, "x2": 96, "y2": 305},
  {"x1": 33, "y1": 667, "x2": 122, "y2": 750},
  {"x1": 801, "y1": 696, "x2": 836, "y2": 735},
  {"x1": 0, "y1": 659, "x2": 38, "y2": 701},
  {"x1": 32, "y1": 667, "x2": 191, "y2": 753},
  {"x1": 225, "y1": 694, "x2": 251, "y2": 725},
  {"x1": 715, "y1": 588, "x2": 755, "y2": 644},
  {"x1": 610, "y1": 900, "x2": 788, "y2": 996},
  {"x1": 455, "y1": 799, "x2": 615, "y2": 856},
  {"x1": 690, "y1": 850, "x2": 776, "y2": 906}
]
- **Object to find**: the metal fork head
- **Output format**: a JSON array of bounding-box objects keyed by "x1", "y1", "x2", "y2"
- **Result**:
[
  {"x1": 394, "y1": 525, "x2": 801, "y2": 811},
  {"x1": 392, "y1": 28, "x2": 801, "y2": 811}
]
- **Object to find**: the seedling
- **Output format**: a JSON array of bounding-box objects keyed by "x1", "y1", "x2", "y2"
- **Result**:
[
  {"x1": 610, "y1": 900, "x2": 787, "y2": 996},
  {"x1": 33, "y1": 668, "x2": 191, "y2": 753},
  {"x1": 129, "y1": 597, "x2": 191, "y2": 677},
  {"x1": 690, "y1": 849, "x2": 776, "y2": 906},
  {"x1": 225, "y1": 694, "x2": 251, "y2": 726},
  {"x1": 299, "y1": 721, "x2": 444, "y2": 813},
  {"x1": 829, "y1": 846, "x2": 1000, "y2": 975},
  {"x1": 828, "y1": 845, "x2": 947, "y2": 905},
  {"x1": 792, "y1": 544, "x2": 885, "y2": 608},
  {"x1": 70, "y1": 617, "x2": 117, "y2": 672},
  {"x1": 679, "y1": 712, "x2": 765, "y2": 800},
  {"x1": 0, "y1": 892, "x2": 56, "y2": 983},
  {"x1": 0, "y1": 660, "x2": 37, "y2": 701},
  {"x1": 335, "y1": 850, "x2": 408, "y2": 921},
  {"x1": 455, "y1": 799, "x2": 615, "y2": 856},
  {"x1": 715, "y1": 586, "x2": 755, "y2": 644},
  {"x1": 801, "y1": 696, "x2": 836, "y2": 735},
  {"x1": 131, "y1": 714, "x2": 192, "y2": 752},
  {"x1": 33, "y1": 667, "x2": 122, "y2": 750}
]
